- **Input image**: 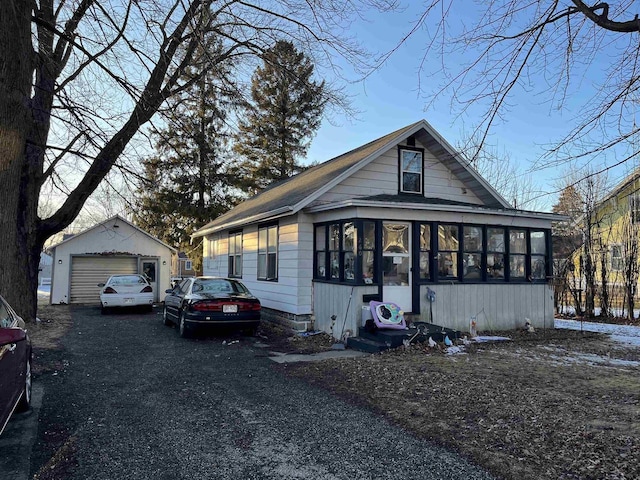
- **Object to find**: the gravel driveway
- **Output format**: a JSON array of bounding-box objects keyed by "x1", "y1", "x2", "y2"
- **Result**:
[{"x1": 29, "y1": 306, "x2": 494, "y2": 479}]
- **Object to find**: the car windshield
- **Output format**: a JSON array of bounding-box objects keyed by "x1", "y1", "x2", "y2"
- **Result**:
[
  {"x1": 109, "y1": 275, "x2": 146, "y2": 286},
  {"x1": 192, "y1": 279, "x2": 247, "y2": 294}
]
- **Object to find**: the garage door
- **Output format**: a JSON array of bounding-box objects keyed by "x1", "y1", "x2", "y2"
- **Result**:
[{"x1": 70, "y1": 256, "x2": 138, "y2": 304}]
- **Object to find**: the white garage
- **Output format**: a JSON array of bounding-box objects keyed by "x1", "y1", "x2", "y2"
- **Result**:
[{"x1": 50, "y1": 216, "x2": 175, "y2": 305}]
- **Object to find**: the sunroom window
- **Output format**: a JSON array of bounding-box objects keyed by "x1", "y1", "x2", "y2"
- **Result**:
[
  {"x1": 362, "y1": 221, "x2": 376, "y2": 283},
  {"x1": 438, "y1": 224, "x2": 459, "y2": 279},
  {"x1": 486, "y1": 228, "x2": 505, "y2": 280},
  {"x1": 419, "y1": 224, "x2": 431, "y2": 280},
  {"x1": 509, "y1": 229, "x2": 526, "y2": 279},
  {"x1": 463, "y1": 226, "x2": 483, "y2": 280},
  {"x1": 530, "y1": 230, "x2": 547, "y2": 279}
]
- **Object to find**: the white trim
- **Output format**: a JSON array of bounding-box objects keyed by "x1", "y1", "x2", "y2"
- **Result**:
[
  {"x1": 192, "y1": 206, "x2": 293, "y2": 238},
  {"x1": 305, "y1": 198, "x2": 565, "y2": 221}
]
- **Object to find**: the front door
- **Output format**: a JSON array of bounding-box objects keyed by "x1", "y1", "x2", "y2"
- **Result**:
[
  {"x1": 141, "y1": 259, "x2": 159, "y2": 302},
  {"x1": 382, "y1": 222, "x2": 412, "y2": 312}
]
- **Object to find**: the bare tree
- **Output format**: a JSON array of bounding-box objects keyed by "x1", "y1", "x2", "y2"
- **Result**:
[
  {"x1": 0, "y1": 0, "x2": 395, "y2": 320},
  {"x1": 399, "y1": 1, "x2": 640, "y2": 173}
]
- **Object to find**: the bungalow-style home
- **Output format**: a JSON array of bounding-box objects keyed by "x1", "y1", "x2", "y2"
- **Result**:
[
  {"x1": 49, "y1": 215, "x2": 175, "y2": 305},
  {"x1": 192, "y1": 120, "x2": 562, "y2": 337}
]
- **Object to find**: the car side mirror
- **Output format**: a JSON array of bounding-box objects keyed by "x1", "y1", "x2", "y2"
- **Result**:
[
  {"x1": 97, "y1": 283, "x2": 105, "y2": 287},
  {"x1": 0, "y1": 327, "x2": 26, "y2": 347}
]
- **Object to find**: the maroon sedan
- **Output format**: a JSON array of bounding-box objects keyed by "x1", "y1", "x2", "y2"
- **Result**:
[{"x1": 0, "y1": 295, "x2": 32, "y2": 435}]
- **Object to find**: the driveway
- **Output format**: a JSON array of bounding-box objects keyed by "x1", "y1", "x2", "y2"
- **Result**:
[{"x1": 13, "y1": 306, "x2": 493, "y2": 479}]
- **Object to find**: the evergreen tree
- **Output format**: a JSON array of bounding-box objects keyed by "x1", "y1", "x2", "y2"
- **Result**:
[
  {"x1": 134, "y1": 38, "x2": 240, "y2": 271},
  {"x1": 233, "y1": 41, "x2": 325, "y2": 192}
]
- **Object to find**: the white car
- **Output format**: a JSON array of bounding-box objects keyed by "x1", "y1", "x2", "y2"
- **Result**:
[{"x1": 98, "y1": 274, "x2": 154, "y2": 313}]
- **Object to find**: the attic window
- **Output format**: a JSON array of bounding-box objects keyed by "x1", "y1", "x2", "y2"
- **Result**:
[{"x1": 398, "y1": 148, "x2": 423, "y2": 194}]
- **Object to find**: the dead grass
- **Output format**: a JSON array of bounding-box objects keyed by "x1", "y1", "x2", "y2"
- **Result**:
[{"x1": 280, "y1": 329, "x2": 640, "y2": 480}]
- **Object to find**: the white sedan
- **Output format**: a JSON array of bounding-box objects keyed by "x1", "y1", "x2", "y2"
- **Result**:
[{"x1": 98, "y1": 274, "x2": 154, "y2": 313}]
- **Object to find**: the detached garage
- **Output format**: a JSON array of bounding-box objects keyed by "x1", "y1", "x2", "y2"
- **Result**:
[{"x1": 50, "y1": 215, "x2": 175, "y2": 305}]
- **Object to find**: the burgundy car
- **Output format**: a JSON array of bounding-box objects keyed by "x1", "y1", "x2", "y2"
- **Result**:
[
  {"x1": 0, "y1": 295, "x2": 32, "y2": 435},
  {"x1": 163, "y1": 277, "x2": 261, "y2": 337}
]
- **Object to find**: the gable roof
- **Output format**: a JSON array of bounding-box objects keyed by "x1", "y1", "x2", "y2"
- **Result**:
[
  {"x1": 192, "y1": 120, "x2": 512, "y2": 237},
  {"x1": 50, "y1": 215, "x2": 177, "y2": 252}
]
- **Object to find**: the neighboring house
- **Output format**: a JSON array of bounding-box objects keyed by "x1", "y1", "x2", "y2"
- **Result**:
[
  {"x1": 49, "y1": 215, "x2": 175, "y2": 305},
  {"x1": 192, "y1": 120, "x2": 562, "y2": 337},
  {"x1": 568, "y1": 170, "x2": 640, "y2": 313},
  {"x1": 38, "y1": 252, "x2": 53, "y2": 286},
  {"x1": 172, "y1": 252, "x2": 197, "y2": 278}
]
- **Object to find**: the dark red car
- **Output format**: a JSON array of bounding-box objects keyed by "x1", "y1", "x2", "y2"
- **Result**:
[
  {"x1": 163, "y1": 277, "x2": 261, "y2": 337},
  {"x1": 0, "y1": 295, "x2": 32, "y2": 435}
]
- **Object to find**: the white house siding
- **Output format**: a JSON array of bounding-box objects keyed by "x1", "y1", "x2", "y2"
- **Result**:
[
  {"x1": 419, "y1": 284, "x2": 554, "y2": 333},
  {"x1": 313, "y1": 142, "x2": 483, "y2": 207},
  {"x1": 202, "y1": 213, "x2": 314, "y2": 317},
  {"x1": 50, "y1": 218, "x2": 173, "y2": 305},
  {"x1": 313, "y1": 282, "x2": 379, "y2": 337}
]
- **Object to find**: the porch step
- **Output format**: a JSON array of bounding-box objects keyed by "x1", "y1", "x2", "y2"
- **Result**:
[
  {"x1": 346, "y1": 336, "x2": 392, "y2": 353},
  {"x1": 346, "y1": 323, "x2": 464, "y2": 353}
]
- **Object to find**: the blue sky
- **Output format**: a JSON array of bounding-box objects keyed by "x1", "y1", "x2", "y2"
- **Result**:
[{"x1": 304, "y1": 3, "x2": 640, "y2": 212}]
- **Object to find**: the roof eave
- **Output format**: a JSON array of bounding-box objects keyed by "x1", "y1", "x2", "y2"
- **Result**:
[{"x1": 191, "y1": 206, "x2": 295, "y2": 238}]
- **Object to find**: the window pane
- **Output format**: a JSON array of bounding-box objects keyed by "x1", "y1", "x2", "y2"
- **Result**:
[
  {"x1": 383, "y1": 224, "x2": 409, "y2": 254},
  {"x1": 267, "y1": 253, "x2": 277, "y2": 279},
  {"x1": 463, "y1": 253, "x2": 482, "y2": 279},
  {"x1": 420, "y1": 224, "x2": 431, "y2": 251},
  {"x1": 268, "y1": 226, "x2": 277, "y2": 253},
  {"x1": 510, "y1": 230, "x2": 526, "y2": 254},
  {"x1": 235, "y1": 256, "x2": 242, "y2": 276},
  {"x1": 530, "y1": 231, "x2": 546, "y2": 254},
  {"x1": 510, "y1": 254, "x2": 526, "y2": 278},
  {"x1": 329, "y1": 224, "x2": 340, "y2": 250},
  {"x1": 258, "y1": 253, "x2": 266, "y2": 278},
  {"x1": 258, "y1": 229, "x2": 267, "y2": 253},
  {"x1": 438, "y1": 225, "x2": 459, "y2": 251},
  {"x1": 383, "y1": 256, "x2": 409, "y2": 285},
  {"x1": 316, "y1": 252, "x2": 326, "y2": 278},
  {"x1": 419, "y1": 252, "x2": 430, "y2": 279},
  {"x1": 487, "y1": 253, "x2": 505, "y2": 279},
  {"x1": 343, "y1": 222, "x2": 355, "y2": 252},
  {"x1": 402, "y1": 150, "x2": 422, "y2": 172},
  {"x1": 438, "y1": 252, "x2": 458, "y2": 278},
  {"x1": 402, "y1": 172, "x2": 421, "y2": 193},
  {"x1": 344, "y1": 252, "x2": 355, "y2": 280},
  {"x1": 488, "y1": 228, "x2": 505, "y2": 252},
  {"x1": 363, "y1": 222, "x2": 375, "y2": 250},
  {"x1": 362, "y1": 251, "x2": 375, "y2": 283},
  {"x1": 464, "y1": 226, "x2": 482, "y2": 252},
  {"x1": 330, "y1": 252, "x2": 340, "y2": 279},
  {"x1": 315, "y1": 226, "x2": 326, "y2": 251},
  {"x1": 532, "y1": 256, "x2": 546, "y2": 279}
]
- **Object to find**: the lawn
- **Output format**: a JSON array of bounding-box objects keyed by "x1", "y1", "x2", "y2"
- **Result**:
[{"x1": 279, "y1": 328, "x2": 640, "y2": 480}]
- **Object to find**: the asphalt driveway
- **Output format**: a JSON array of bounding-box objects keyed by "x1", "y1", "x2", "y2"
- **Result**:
[{"x1": 10, "y1": 306, "x2": 494, "y2": 479}]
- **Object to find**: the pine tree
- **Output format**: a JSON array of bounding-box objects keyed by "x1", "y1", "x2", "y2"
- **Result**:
[
  {"x1": 134, "y1": 38, "x2": 240, "y2": 271},
  {"x1": 233, "y1": 40, "x2": 325, "y2": 192}
]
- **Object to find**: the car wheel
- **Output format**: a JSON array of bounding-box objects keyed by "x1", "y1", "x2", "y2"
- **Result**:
[
  {"x1": 162, "y1": 305, "x2": 172, "y2": 326},
  {"x1": 179, "y1": 311, "x2": 189, "y2": 338},
  {"x1": 16, "y1": 357, "x2": 32, "y2": 413}
]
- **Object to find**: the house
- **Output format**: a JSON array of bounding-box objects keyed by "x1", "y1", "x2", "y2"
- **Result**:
[
  {"x1": 192, "y1": 120, "x2": 562, "y2": 337},
  {"x1": 565, "y1": 170, "x2": 640, "y2": 316},
  {"x1": 172, "y1": 252, "x2": 197, "y2": 278},
  {"x1": 49, "y1": 215, "x2": 175, "y2": 305}
]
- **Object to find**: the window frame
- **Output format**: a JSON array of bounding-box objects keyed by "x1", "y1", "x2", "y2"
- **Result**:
[
  {"x1": 610, "y1": 244, "x2": 623, "y2": 272},
  {"x1": 257, "y1": 223, "x2": 278, "y2": 281},
  {"x1": 437, "y1": 224, "x2": 460, "y2": 281},
  {"x1": 398, "y1": 146, "x2": 425, "y2": 195},
  {"x1": 227, "y1": 230, "x2": 243, "y2": 278},
  {"x1": 630, "y1": 193, "x2": 640, "y2": 224}
]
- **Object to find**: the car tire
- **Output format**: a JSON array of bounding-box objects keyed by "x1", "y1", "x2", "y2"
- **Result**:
[
  {"x1": 162, "y1": 305, "x2": 172, "y2": 326},
  {"x1": 16, "y1": 356, "x2": 32, "y2": 413},
  {"x1": 179, "y1": 311, "x2": 189, "y2": 338},
  {"x1": 101, "y1": 305, "x2": 109, "y2": 315}
]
